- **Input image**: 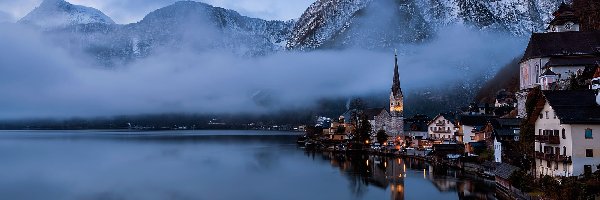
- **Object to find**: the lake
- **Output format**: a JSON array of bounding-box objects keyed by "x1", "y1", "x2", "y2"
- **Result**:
[{"x1": 0, "y1": 130, "x2": 496, "y2": 200}]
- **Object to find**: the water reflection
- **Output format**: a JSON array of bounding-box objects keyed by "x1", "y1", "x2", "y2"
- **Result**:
[
  {"x1": 0, "y1": 130, "x2": 495, "y2": 200},
  {"x1": 303, "y1": 150, "x2": 496, "y2": 200}
]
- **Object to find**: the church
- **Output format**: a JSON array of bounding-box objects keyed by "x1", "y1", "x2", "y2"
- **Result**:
[
  {"x1": 389, "y1": 51, "x2": 405, "y2": 137},
  {"x1": 517, "y1": 2, "x2": 600, "y2": 118}
]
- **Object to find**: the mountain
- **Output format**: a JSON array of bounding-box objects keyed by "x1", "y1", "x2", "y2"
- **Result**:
[
  {"x1": 19, "y1": 0, "x2": 115, "y2": 28},
  {"x1": 20, "y1": 1, "x2": 294, "y2": 65},
  {"x1": 287, "y1": 0, "x2": 565, "y2": 50},
  {"x1": 17, "y1": 0, "x2": 566, "y2": 64}
]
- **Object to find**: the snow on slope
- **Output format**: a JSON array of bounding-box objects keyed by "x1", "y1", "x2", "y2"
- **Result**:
[{"x1": 19, "y1": 0, "x2": 115, "y2": 28}]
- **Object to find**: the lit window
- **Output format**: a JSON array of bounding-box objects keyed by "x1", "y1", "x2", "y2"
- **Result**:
[{"x1": 585, "y1": 129, "x2": 593, "y2": 139}]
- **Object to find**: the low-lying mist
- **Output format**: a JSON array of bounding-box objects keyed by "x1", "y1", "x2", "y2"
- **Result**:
[{"x1": 0, "y1": 23, "x2": 526, "y2": 120}]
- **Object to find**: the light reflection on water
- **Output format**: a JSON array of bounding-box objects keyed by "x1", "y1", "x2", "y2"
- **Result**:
[{"x1": 0, "y1": 130, "x2": 495, "y2": 200}]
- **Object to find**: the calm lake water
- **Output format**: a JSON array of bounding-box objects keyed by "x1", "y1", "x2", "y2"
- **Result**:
[{"x1": 0, "y1": 130, "x2": 496, "y2": 200}]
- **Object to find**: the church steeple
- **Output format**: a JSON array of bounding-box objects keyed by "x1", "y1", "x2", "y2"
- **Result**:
[
  {"x1": 389, "y1": 50, "x2": 404, "y2": 136},
  {"x1": 392, "y1": 50, "x2": 402, "y2": 96},
  {"x1": 390, "y1": 50, "x2": 404, "y2": 115}
]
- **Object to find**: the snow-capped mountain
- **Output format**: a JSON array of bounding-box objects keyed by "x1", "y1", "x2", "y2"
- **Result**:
[
  {"x1": 16, "y1": 0, "x2": 566, "y2": 64},
  {"x1": 19, "y1": 1, "x2": 294, "y2": 65},
  {"x1": 287, "y1": 0, "x2": 566, "y2": 50},
  {"x1": 19, "y1": 0, "x2": 115, "y2": 28}
]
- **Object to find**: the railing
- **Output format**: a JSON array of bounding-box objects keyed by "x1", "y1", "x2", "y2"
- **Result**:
[
  {"x1": 534, "y1": 151, "x2": 572, "y2": 163},
  {"x1": 535, "y1": 135, "x2": 561, "y2": 144}
]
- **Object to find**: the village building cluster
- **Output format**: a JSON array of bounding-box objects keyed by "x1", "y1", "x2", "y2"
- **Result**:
[{"x1": 307, "y1": 3, "x2": 600, "y2": 194}]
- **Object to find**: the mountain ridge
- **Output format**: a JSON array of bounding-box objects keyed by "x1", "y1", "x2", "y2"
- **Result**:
[{"x1": 19, "y1": 0, "x2": 115, "y2": 28}]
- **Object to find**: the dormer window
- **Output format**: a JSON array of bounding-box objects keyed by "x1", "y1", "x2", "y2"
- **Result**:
[{"x1": 545, "y1": 111, "x2": 549, "y2": 119}]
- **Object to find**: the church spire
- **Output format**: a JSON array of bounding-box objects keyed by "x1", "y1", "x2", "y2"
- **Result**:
[{"x1": 392, "y1": 50, "x2": 402, "y2": 96}]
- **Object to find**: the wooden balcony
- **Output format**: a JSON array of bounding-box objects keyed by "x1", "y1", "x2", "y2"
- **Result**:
[
  {"x1": 535, "y1": 135, "x2": 561, "y2": 144},
  {"x1": 432, "y1": 130, "x2": 451, "y2": 133},
  {"x1": 534, "y1": 151, "x2": 572, "y2": 163}
]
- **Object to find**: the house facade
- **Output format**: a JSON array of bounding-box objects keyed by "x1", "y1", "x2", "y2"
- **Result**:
[
  {"x1": 534, "y1": 89, "x2": 600, "y2": 177},
  {"x1": 427, "y1": 113, "x2": 457, "y2": 142}
]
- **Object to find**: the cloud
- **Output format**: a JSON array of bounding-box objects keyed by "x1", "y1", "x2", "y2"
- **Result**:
[
  {"x1": 0, "y1": 21, "x2": 525, "y2": 120},
  {"x1": 0, "y1": 10, "x2": 13, "y2": 23},
  {"x1": 1, "y1": 0, "x2": 313, "y2": 24}
]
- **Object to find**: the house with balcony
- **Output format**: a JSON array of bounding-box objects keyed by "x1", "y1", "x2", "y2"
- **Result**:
[
  {"x1": 427, "y1": 113, "x2": 458, "y2": 143},
  {"x1": 534, "y1": 89, "x2": 600, "y2": 177}
]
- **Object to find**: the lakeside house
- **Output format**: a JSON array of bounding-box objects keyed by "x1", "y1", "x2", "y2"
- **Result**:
[
  {"x1": 427, "y1": 113, "x2": 458, "y2": 142},
  {"x1": 533, "y1": 86, "x2": 600, "y2": 177}
]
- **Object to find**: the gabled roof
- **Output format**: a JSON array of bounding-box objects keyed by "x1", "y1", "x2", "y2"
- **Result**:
[
  {"x1": 542, "y1": 90, "x2": 600, "y2": 124},
  {"x1": 521, "y1": 31, "x2": 600, "y2": 62},
  {"x1": 428, "y1": 113, "x2": 456, "y2": 126},
  {"x1": 495, "y1": 129, "x2": 519, "y2": 136},
  {"x1": 457, "y1": 115, "x2": 497, "y2": 126},
  {"x1": 495, "y1": 163, "x2": 519, "y2": 180},
  {"x1": 494, "y1": 118, "x2": 521, "y2": 128}
]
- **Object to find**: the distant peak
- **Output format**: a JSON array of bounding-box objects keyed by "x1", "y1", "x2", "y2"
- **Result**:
[
  {"x1": 19, "y1": 0, "x2": 115, "y2": 28},
  {"x1": 40, "y1": 0, "x2": 69, "y2": 7}
]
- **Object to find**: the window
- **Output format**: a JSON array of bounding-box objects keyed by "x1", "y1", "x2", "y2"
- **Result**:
[
  {"x1": 585, "y1": 165, "x2": 592, "y2": 176},
  {"x1": 562, "y1": 129, "x2": 566, "y2": 139},
  {"x1": 539, "y1": 129, "x2": 542, "y2": 135},
  {"x1": 563, "y1": 146, "x2": 567, "y2": 156},
  {"x1": 586, "y1": 149, "x2": 593, "y2": 157},
  {"x1": 539, "y1": 114, "x2": 543, "y2": 119},
  {"x1": 555, "y1": 161, "x2": 558, "y2": 170},
  {"x1": 585, "y1": 129, "x2": 593, "y2": 139},
  {"x1": 546, "y1": 111, "x2": 549, "y2": 119},
  {"x1": 547, "y1": 160, "x2": 551, "y2": 168},
  {"x1": 553, "y1": 130, "x2": 559, "y2": 137},
  {"x1": 553, "y1": 111, "x2": 557, "y2": 119}
]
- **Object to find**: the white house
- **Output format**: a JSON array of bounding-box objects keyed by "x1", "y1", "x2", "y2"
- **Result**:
[
  {"x1": 427, "y1": 113, "x2": 457, "y2": 141},
  {"x1": 534, "y1": 88, "x2": 600, "y2": 177}
]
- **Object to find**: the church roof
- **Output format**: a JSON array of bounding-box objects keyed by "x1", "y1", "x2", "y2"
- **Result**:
[
  {"x1": 553, "y1": 2, "x2": 575, "y2": 17},
  {"x1": 363, "y1": 108, "x2": 388, "y2": 120},
  {"x1": 521, "y1": 31, "x2": 600, "y2": 62},
  {"x1": 391, "y1": 53, "x2": 402, "y2": 96},
  {"x1": 544, "y1": 56, "x2": 600, "y2": 67},
  {"x1": 542, "y1": 90, "x2": 600, "y2": 124},
  {"x1": 548, "y1": 3, "x2": 578, "y2": 27}
]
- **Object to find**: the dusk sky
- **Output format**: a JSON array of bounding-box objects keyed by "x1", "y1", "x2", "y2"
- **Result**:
[{"x1": 0, "y1": 0, "x2": 315, "y2": 23}]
